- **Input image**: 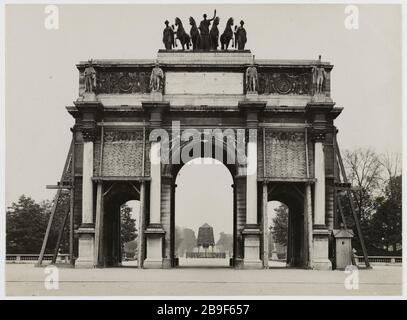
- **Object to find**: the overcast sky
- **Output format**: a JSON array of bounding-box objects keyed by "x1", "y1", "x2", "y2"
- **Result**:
[{"x1": 5, "y1": 4, "x2": 401, "y2": 236}]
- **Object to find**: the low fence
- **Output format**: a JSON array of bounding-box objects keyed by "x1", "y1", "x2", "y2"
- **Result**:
[
  {"x1": 185, "y1": 252, "x2": 226, "y2": 259},
  {"x1": 355, "y1": 256, "x2": 402, "y2": 265},
  {"x1": 6, "y1": 254, "x2": 70, "y2": 264}
]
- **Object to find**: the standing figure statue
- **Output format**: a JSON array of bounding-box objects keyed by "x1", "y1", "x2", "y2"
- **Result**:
[
  {"x1": 150, "y1": 62, "x2": 164, "y2": 92},
  {"x1": 162, "y1": 20, "x2": 175, "y2": 50},
  {"x1": 189, "y1": 17, "x2": 201, "y2": 51},
  {"x1": 220, "y1": 17, "x2": 234, "y2": 50},
  {"x1": 174, "y1": 18, "x2": 191, "y2": 50},
  {"x1": 246, "y1": 58, "x2": 258, "y2": 93},
  {"x1": 312, "y1": 55, "x2": 327, "y2": 94},
  {"x1": 84, "y1": 59, "x2": 97, "y2": 93},
  {"x1": 198, "y1": 9, "x2": 217, "y2": 50},
  {"x1": 235, "y1": 20, "x2": 247, "y2": 50},
  {"x1": 209, "y1": 17, "x2": 220, "y2": 50}
]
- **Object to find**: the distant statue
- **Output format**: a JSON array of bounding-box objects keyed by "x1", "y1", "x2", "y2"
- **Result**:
[
  {"x1": 198, "y1": 9, "x2": 216, "y2": 50},
  {"x1": 174, "y1": 17, "x2": 191, "y2": 50},
  {"x1": 312, "y1": 55, "x2": 328, "y2": 94},
  {"x1": 189, "y1": 17, "x2": 200, "y2": 51},
  {"x1": 162, "y1": 20, "x2": 175, "y2": 50},
  {"x1": 220, "y1": 17, "x2": 234, "y2": 50},
  {"x1": 246, "y1": 58, "x2": 258, "y2": 93},
  {"x1": 150, "y1": 62, "x2": 164, "y2": 92},
  {"x1": 84, "y1": 59, "x2": 96, "y2": 93},
  {"x1": 235, "y1": 20, "x2": 247, "y2": 50},
  {"x1": 209, "y1": 17, "x2": 220, "y2": 50}
]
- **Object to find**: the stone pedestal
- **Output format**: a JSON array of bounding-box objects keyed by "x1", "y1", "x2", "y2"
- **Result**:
[
  {"x1": 242, "y1": 225, "x2": 262, "y2": 269},
  {"x1": 82, "y1": 92, "x2": 97, "y2": 102},
  {"x1": 312, "y1": 228, "x2": 332, "y2": 270},
  {"x1": 311, "y1": 93, "x2": 333, "y2": 103},
  {"x1": 245, "y1": 92, "x2": 259, "y2": 101},
  {"x1": 144, "y1": 225, "x2": 165, "y2": 269},
  {"x1": 76, "y1": 226, "x2": 95, "y2": 268},
  {"x1": 150, "y1": 91, "x2": 163, "y2": 101}
]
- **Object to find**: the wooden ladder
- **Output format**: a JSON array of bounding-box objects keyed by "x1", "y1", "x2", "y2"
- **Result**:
[
  {"x1": 334, "y1": 136, "x2": 370, "y2": 268},
  {"x1": 37, "y1": 139, "x2": 75, "y2": 267}
]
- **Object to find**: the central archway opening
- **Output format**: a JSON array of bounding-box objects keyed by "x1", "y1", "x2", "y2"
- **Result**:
[{"x1": 174, "y1": 158, "x2": 234, "y2": 268}]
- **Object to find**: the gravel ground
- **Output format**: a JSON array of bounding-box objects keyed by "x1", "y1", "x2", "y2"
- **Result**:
[{"x1": 5, "y1": 263, "x2": 402, "y2": 297}]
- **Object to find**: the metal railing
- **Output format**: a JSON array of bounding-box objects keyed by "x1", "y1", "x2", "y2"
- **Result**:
[
  {"x1": 6, "y1": 254, "x2": 70, "y2": 264},
  {"x1": 185, "y1": 252, "x2": 226, "y2": 259},
  {"x1": 355, "y1": 256, "x2": 402, "y2": 265}
]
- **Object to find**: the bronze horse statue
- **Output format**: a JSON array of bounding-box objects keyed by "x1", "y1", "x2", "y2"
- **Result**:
[
  {"x1": 189, "y1": 17, "x2": 200, "y2": 51},
  {"x1": 174, "y1": 17, "x2": 191, "y2": 50},
  {"x1": 220, "y1": 17, "x2": 234, "y2": 50},
  {"x1": 209, "y1": 17, "x2": 220, "y2": 50}
]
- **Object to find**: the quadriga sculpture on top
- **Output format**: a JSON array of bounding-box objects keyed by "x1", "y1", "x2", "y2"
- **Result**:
[{"x1": 162, "y1": 11, "x2": 248, "y2": 51}]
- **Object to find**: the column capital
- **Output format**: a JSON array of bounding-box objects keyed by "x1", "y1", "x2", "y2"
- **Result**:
[
  {"x1": 142, "y1": 101, "x2": 170, "y2": 129},
  {"x1": 81, "y1": 126, "x2": 97, "y2": 142},
  {"x1": 238, "y1": 100, "x2": 266, "y2": 129},
  {"x1": 311, "y1": 130, "x2": 326, "y2": 143}
]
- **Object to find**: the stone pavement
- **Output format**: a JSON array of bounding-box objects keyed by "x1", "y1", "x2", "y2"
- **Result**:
[{"x1": 5, "y1": 264, "x2": 402, "y2": 296}]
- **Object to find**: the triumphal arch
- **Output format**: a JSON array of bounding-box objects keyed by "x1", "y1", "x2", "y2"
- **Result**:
[{"x1": 67, "y1": 16, "x2": 342, "y2": 270}]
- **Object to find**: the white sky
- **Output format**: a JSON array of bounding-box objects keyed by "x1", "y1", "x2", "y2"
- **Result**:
[{"x1": 5, "y1": 4, "x2": 402, "y2": 235}]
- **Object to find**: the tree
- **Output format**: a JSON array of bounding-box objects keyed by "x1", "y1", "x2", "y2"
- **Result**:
[
  {"x1": 6, "y1": 195, "x2": 49, "y2": 253},
  {"x1": 341, "y1": 148, "x2": 402, "y2": 255},
  {"x1": 344, "y1": 148, "x2": 383, "y2": 223},
  {"x1": 216, "y1": 232, "x2": 233, "y2": 255},
  {"x1": 371, "y1": 175, "x2": 402, "y2": 253},
  {"x1": 120, "y1": 204, "x2": 137, "y2": 245},
  {"x1": 271, "y1": 204, "x2": 288, "y2": 246},
  {"x1": 7, "y1": 193, "x2": 71, "y2": 254},
  {"x1": 175, "y1": 227, "x2": 197, "y2": 257}
]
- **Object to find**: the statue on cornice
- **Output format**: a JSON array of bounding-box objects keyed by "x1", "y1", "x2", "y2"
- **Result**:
[
  {"x1": 84, "y1": 59, "x2": 96, "y2": 93},
  {"x1": 312, "y1": 55, "x2": 328, "y2": 94},
  {"x1": 163, "y1": 20, "x2": 175, "y2": 50},
  {"x1": 246, "y1": 57, "x2": 258, "y2": 93},
  {"x1": 150, "y1": 62, "x2": 164, "y2": 92}
]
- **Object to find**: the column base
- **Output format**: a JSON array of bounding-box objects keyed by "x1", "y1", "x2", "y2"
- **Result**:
[
  {"x1": 144, "y1": 224, "x2": 165, "y2": 269},
  {"x1": 242, "y1": 225, "x2": 263, "y2": 269},
  {"x1": 75, "y1": 225, "x2": 95, "y2": 268},
  {"x1": 162, "y1": 258, "x2": 172, "y2": 269},
  {"x1": 312, "y1": 227, "x2": 332, "y2": 270}
]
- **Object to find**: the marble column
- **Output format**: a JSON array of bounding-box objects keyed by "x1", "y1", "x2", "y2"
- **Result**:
[
  {"x1": 246, "y1": 138, "x2": 257, "y2": 225},
  {"x1": 237, "y1": 99, "x2": 266, "y2": 270},
  {"x1": 137, "y1": 181, "x2": 146, "y2": 268},
  {"x1": 144, "y1": 141, "x2": 165, "y2": 268},
  {"x1": 242, "y1": 136, "x2": 262, "y2": 269},
  {"x1": 149, "y1": 141, "x2": 161, "y2": 224},
  {"x1": 142, "y1": 100, "x2": 169, "y2": 269},
  {"x1": 94, "y1": 181, "x2": 104, "y2": 267},
  {"x1": 262, "y1": 182, "x2": 269, "y2": 268},
  {"x1": 314, "y1": 139, "x2": 325, "y2": 226},
  {"x1": 76, "y1": 127, "x2": 96, "y2": 268},
  {"x1": 311, "y1": 132, "x2": 332, "y2": 270}
]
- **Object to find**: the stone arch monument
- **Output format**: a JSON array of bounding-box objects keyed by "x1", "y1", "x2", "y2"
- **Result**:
[{"x1": 67, "y1": 48, "x2": 340, "y2": 270}]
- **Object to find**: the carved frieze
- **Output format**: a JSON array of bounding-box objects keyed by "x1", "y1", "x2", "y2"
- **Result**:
[
  {"x1": 104, "y1": 130, "x2": 144, "y2": 142},
  {"x1": 258, "y1": 72, "x2": 312, "y2": 95},
  {"x1": 266, "y1": 131, "x2": 305, "y2": 144},
  {"x1": 97, "y1": 71, "x2": 151, "y2": 94}
]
